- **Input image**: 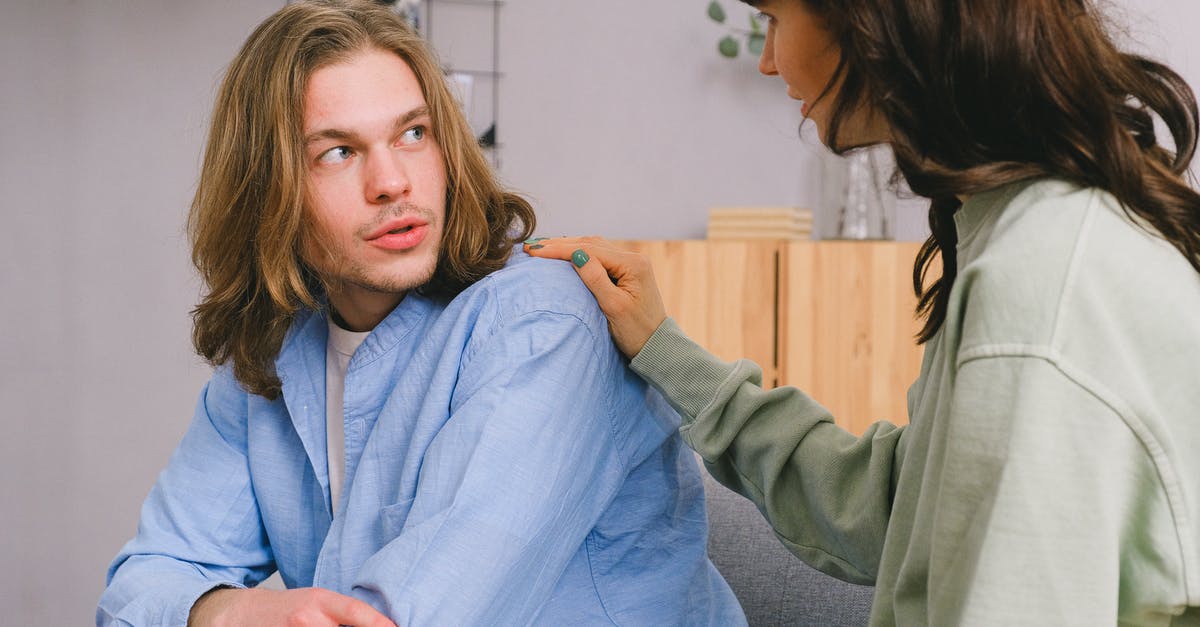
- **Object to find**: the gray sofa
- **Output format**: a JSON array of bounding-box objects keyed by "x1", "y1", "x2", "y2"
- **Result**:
[{"x1": 702, "y1": 468, "x2": 874, "y2": 626}]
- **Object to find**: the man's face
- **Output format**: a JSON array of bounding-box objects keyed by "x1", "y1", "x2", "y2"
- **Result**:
[{"x1": 301, "y1": 48, "x2": 447, "y2": 326}]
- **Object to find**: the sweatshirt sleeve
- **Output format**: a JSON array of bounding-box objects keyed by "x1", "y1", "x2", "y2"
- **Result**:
[
  {"x1": 630, "y1": 317, "x2": 904, "y2": 584},
  {"x1": 924, "y1": 353, "x2": 1186, "y2": 625}
]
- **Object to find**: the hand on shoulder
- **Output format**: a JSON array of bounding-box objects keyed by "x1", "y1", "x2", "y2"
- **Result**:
[{"x1": 524, "y1": 236, "x2": 668, "y2": 358}]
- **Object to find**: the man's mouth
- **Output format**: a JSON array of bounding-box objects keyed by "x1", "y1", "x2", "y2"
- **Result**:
[
  {"x1": 366, "y1": 215, "x2": 429, "y2": 241},
  {"x1": 366, "y1": 220, "x2": 430, "y2": 252}
]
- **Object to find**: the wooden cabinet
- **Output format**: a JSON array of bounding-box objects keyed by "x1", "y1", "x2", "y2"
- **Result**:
[
  {"x1": 779, "y1": 241, "x2": 925, "y2": 435},
  {"x1": 616, "y1": 240, "x2": 928, "y2": 435},
  {"x1": 613, "y1": 241, "x2": 780, "y2": 382}
]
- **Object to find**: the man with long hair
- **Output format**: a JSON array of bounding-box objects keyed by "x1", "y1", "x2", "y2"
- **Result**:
[{"x1": 97, "y1": 2, "x2": 744, "y2": 625}]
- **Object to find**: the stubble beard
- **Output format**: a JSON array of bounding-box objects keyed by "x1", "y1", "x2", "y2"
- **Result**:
[
  {"x1": 309, "y1": 202, "x2": 443, "y2": 298},
  {"x1": 337, "y1": 250, "x2": 439, "y2": 296}
]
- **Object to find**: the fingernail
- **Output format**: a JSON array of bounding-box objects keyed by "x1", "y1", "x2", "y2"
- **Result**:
[
  {"x1": 572, "y1": 249, "x2": 590, "y2": 268},
  {"x1": 524, "y1": 237, "x2": 548, "y2": 245},
  {"x1": 529, "y1": 244, "x2": 544, "y2": 250}
]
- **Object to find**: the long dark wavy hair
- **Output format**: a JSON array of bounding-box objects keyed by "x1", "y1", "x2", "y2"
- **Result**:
[
  {"x1": 189, "y1": 0, "x2": 535, "y2": 399},
  {"x1": 750, "y1": 0, "x2": 1200, "y2": 343}
]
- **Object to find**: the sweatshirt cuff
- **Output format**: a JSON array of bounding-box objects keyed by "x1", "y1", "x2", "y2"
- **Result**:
[{"x1": 630, "y1": 318, "x2": 750, "y2": 422}]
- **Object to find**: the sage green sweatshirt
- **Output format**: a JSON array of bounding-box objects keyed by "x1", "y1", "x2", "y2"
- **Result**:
[{"x1": 631, "y1": 179, "x2": 1200, "y2": 625}]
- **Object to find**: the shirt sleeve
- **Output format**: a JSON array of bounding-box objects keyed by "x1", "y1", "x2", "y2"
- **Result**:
[
  {"x1": 97, "y1": 369, "x2": 273, "y2": 626},
  {"x1": 629, "y1": 317, "x2": 903, "y2": 584},
  {"x1": 349, "y1": 309, "x2": 638, "y2": 625},
  {"x1": 926, "y1": 353, "x2": 1185, "y2": 624}
]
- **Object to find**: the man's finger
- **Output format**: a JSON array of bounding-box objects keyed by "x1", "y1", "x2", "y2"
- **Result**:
[{"x1": 325, "y1": 593, "x2": 397, "y2": 627}]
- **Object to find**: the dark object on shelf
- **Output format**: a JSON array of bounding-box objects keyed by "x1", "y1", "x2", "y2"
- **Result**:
[
  {"x1": 477, "y1": 124, "x2": 496, "y2": 148},
  {"x1": 425, "y1": 0, "x2": 503, "y2": 166}
]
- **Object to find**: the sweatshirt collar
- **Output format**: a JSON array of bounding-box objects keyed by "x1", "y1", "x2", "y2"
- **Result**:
[{"x1": 954, "y1": 178, "x2": 1039, "y2": 247}]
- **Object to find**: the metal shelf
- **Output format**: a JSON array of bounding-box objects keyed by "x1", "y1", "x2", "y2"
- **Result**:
[{"x1": 423, "y1": 0, "x2": 502, "y2": 167}]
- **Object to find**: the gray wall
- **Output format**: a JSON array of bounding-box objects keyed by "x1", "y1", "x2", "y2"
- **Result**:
[
  {"x1": 0, "y1": 1, "x2": 283, "y2": 621},
  {"x1": 499, "y1": 1, "x2": 824, "y2": 240},
  {"x1": 497, "y1": 0, "x2": 1200, "y2": 240},
  {"x1": 2, "y1": 1, "x2": 1196, "y2": 623}
]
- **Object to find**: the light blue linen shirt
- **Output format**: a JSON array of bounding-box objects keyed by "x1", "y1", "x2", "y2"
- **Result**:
[{"x1": 98, "y1": 251, "x2": 745, "y2": 626}]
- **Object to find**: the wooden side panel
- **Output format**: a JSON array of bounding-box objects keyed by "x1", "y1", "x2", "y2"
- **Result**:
[
  {"x1": 779, "y1": 242, "x2": 926, "y2": 435},
  {"x1": 613, "y1": 240, "x2": 780, "y2": 385},
  {"x1": 609, "y1": 239, "x2": 928, "y2": 436}
]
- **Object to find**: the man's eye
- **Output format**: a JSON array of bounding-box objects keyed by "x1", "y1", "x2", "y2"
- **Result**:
[
  {"x1": 400, "y1": 125, "x2": 426, "y2": 145},
  {"x1": 317, "y1": 146, "x2": 353, "y2": 164}
]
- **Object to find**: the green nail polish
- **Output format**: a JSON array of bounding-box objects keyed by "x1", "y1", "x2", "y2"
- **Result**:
[
  {"x1": 572, "y1": 249, "x2": 590, "y2": 268},
  {"x1": 524, "y1": 237, "x2": 548, "y2": 245},
  {"x1": 529, "y1": 244, "x2": 544, "y2": 250}
]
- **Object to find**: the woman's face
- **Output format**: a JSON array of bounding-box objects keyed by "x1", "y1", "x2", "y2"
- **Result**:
[{"x1": 755, "y1": 0, "x2": 888, "y2": 147}]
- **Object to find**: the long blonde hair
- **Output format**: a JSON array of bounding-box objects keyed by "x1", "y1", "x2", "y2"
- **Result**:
[{"x1": 189, "y1": 0, "x2": 534, "y2": 399}]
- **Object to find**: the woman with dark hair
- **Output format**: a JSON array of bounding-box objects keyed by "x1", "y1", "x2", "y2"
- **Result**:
[{"x1": 529, "y1": 0, "x2": 1200, "y2": 622}]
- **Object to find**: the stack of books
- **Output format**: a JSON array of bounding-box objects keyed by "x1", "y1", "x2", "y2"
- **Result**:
[{"x1": 706, "y1": 206, "x2": 814, "y2": 240}]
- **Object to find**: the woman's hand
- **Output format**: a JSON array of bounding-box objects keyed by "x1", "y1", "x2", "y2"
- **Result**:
[{"x1": 524, "y1": 237, "x2": 667, "y2": 359}]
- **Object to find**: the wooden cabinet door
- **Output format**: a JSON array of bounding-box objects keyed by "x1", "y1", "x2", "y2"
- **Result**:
[
  {"x1": 612, "y1": 240, "x2": 780, "y2": 385},
  {"x1": 613, "y1": 240, "x2": 928, "y2": 436},
  {"x1": 778, "y1": 242, "x2": 926, "y2": 435}
]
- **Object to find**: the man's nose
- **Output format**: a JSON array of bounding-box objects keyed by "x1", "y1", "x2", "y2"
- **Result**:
[{"x1": 364, "y1": 150, "x2": 411, "y2": 204}]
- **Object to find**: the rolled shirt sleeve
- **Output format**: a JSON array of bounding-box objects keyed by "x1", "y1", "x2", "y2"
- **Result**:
[{"x1": 98, "y1": 369, "x2": 274, "y2": 626}]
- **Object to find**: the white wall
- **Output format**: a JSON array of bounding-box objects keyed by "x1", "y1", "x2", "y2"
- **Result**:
[
  {"x1": 496, "y1": 0, "x2": 1200, "y2": 240},
  {"x1": 0, "y1": 2, "x2": 282, "y2": 623},
  {"x1": 1110, "y1": 0, "x2": 1200, "y2": 182},
  {"x1": 1, "y1": 1, "x2": 1197, "y2": 623},
  {"x1": 498, "y1": 1, "x2": 824, "y2": 240}
]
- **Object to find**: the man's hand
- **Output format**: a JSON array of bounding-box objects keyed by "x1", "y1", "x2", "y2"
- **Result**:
[{"x1": 188, "y1": 586, "x2": 397, "y2": 627}]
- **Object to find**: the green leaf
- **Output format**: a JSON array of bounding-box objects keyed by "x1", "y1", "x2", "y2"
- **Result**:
[
  {"x1": 718, "y1": 35, "x2": 739, "y2": 58},
  {"x1": 748, "y1": 32, "x2": 766, "y2": 56},
  {"x1": 750, "y1": 12, "x2": 762, "y2": 34},
  {"x1": 707, "y1": 0, "x2": 727, "y2": 24}
]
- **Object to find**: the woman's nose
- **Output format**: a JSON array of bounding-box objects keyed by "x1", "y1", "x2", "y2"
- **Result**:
[{"x1": 758, "y1": 28, "x2": 778, "y2": 76}]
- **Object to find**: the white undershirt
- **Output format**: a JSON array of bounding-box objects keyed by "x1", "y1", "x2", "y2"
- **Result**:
[{"x1": 325, "y1": 317, "x2": 369, "y2": 517}]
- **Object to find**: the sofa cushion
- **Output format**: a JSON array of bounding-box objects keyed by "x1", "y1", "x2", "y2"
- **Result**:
[{"x1": 703, "y1": 467, "x2": 875, "y2": 626}]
